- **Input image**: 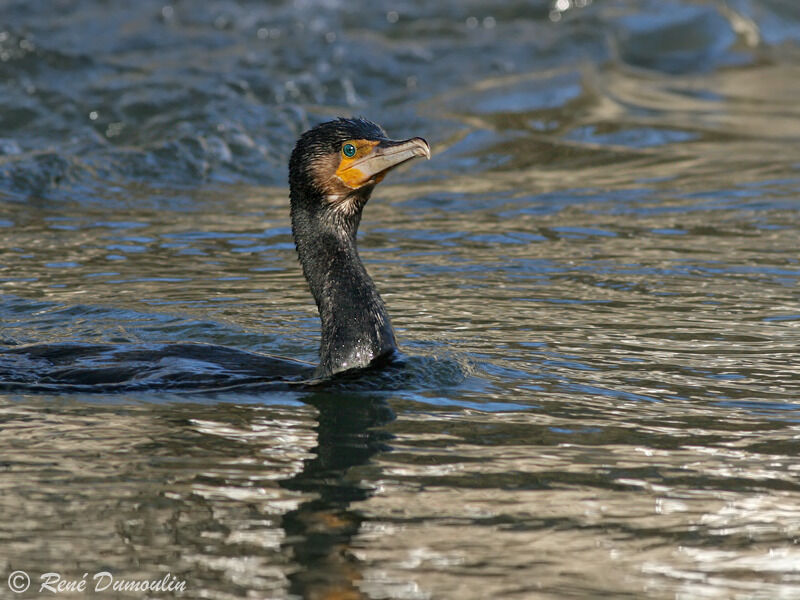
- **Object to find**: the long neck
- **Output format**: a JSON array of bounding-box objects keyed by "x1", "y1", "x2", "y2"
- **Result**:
[{"x1": 291, "y1": 193, "x2": 397, "y2": 377}]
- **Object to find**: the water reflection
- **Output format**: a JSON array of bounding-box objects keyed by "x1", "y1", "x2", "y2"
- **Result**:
[
  {"x1": 152, "y1": 391, "x2": 397, "y2": 598},
  {"x1": 280, "y1": 394, "x2": 395, "y2": 599}
]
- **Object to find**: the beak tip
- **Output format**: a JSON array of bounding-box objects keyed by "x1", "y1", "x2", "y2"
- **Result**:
[{"x1": 413, "y1": 137, "x2": 432, "y2": 160}]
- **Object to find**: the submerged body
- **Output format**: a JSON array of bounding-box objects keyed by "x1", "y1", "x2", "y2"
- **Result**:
[{"x1": 0, "y1": 119, "x2": 430, "y2": 390}]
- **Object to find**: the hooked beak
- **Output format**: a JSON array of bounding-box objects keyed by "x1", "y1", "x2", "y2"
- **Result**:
[{"x1": 337, "y1": 137, "x2": 431, "y2": 188}]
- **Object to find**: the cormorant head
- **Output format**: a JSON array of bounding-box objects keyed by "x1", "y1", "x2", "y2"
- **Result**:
[{"x1": 289, "y1": 118, "x2": 430, "y2": 219}]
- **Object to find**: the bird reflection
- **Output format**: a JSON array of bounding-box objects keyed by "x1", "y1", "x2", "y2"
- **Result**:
[
  {"x1": 280, "y1": 393, "x2": 395, "y2": 600},
  {"x1": 99, "y1": 389, "x2": 397, "y2": 597}
]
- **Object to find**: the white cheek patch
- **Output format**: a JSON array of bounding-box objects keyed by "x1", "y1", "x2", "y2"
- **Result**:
[
  {"x1": 326, "y1": 194, "x2": 361, "y2": 217},
  {"x1": 309, "y1": 154, "x2": 363, "y2": 217}
]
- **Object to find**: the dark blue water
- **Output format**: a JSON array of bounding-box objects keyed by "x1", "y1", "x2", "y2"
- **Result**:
[{"x1": 2, "y1": 1, "x2": 800, "y2": 598}]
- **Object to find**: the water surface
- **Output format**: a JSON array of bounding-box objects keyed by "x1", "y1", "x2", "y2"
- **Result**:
[{"x1": 2, "y1": 1, "x2": 800, "y2": 598}]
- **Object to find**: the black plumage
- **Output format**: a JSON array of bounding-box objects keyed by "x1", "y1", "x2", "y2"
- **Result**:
[{"x1": 290, "y1": 118, "x2": 430, "y2": 376}]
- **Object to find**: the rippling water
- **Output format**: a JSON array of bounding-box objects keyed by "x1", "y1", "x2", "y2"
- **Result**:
[{"x1": 2, "y1": 1, "x2": 800, "y2": 598}]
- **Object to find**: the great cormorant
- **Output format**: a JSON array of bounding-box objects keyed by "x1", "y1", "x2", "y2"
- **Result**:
[
  {"x1": 0, "y1": 118, "x2": 430, "y2": 390},
  {"x1": 290, "y1": 118, "x2": 430, "y2": 377}
]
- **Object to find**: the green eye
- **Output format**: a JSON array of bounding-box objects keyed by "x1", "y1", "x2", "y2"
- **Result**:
[{"x1": 342, "y1": 143, "x2": 357, "y2": 158}]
